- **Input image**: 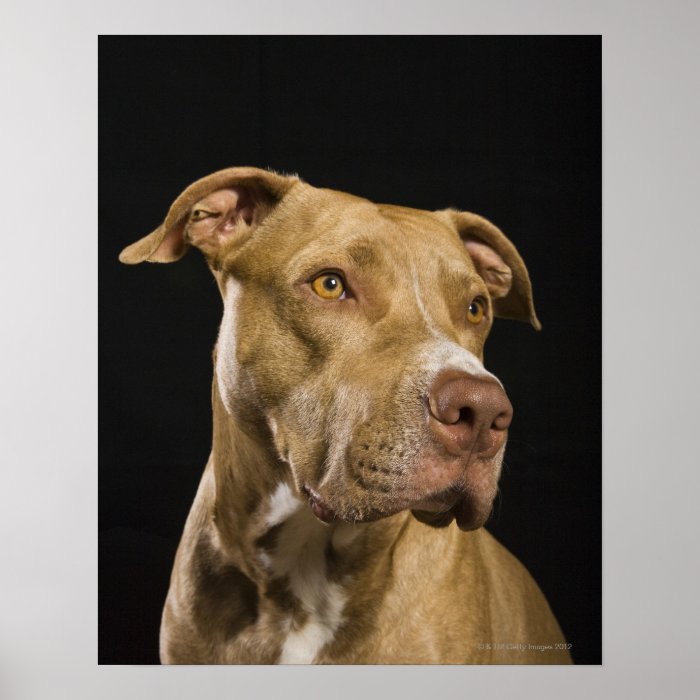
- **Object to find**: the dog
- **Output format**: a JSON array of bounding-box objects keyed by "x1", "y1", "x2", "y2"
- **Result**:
[{"x1": 119, "y1": 167, "x2": 571, "y2": 664}]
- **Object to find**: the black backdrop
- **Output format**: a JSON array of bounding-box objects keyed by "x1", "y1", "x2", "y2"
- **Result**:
[{"x1": 98, "y1": 36, "x2": 601, "y2": 665}]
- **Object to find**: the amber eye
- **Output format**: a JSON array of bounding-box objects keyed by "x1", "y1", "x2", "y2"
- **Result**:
[
  {"x1": 190, "y1": 208, "x2": 216, "y2": 222},
  {"x1": 467, "y1": 297, "x2": 486, "y2": 324},
  {"x1": 311, "y1": 273, "x2": 346, "y2": 300}
]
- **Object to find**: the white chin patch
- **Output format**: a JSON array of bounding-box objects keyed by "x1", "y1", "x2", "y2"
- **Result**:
[{"x1": 215, "y1": 276, "x2": 243, "y2": 415}]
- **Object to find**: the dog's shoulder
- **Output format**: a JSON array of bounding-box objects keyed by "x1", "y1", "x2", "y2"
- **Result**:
[{"x1": 476, "y1": 529, "x2": 571, "y2": 663}]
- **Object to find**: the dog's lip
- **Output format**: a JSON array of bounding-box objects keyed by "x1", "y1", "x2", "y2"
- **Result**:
[
  {"x1": 302, "y1": 485, "x2": 338, "y2": 524},
  {"x1": 409, "y1": 488, "x2": 461, "y2": 528},
  {"x1": 411, "y1": 508, "x2": 455, "y2": 528},
  {"x1": 304, "y1": 482, "x2": 466, "y2": 527},
  {"x1": 411, "y1": 495, "x2": 482, "y2": 532},
  {"x1": 409, "y1": 488, "x2": 462, "y2": 512}
]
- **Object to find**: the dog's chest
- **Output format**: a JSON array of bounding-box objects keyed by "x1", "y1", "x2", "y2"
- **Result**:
[{"x1": 255, "y1": 482, "x2": 356, "y2": 664}]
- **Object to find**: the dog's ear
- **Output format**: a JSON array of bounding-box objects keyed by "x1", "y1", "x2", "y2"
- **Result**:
[
  {"x1": 119, "y1": 167, "x2": 299, "y2": 265},
  {"x1": 437, "y1": 209, "x2": 541, "y2": 330}
]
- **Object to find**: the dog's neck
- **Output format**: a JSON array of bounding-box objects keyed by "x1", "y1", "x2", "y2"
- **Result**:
[
  {"x1": 208, "y1": 379, "x2": 406, "y2": 584},
  {"x1": 206, "y1": 381, "x2": 411, "y2": 662}
]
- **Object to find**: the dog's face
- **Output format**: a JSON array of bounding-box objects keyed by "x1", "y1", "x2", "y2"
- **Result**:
[{"x1": 121, "y1": 168, "x2": 540, "y2": 531}]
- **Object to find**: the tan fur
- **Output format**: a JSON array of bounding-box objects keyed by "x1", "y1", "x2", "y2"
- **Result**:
[{"x1": 121, "y1": 167, "x2": 570, "y2": 664}]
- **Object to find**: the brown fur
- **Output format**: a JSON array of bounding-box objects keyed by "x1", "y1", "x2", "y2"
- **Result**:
[{"x1": 120, "y1": 167, "x2": 570, "y2": 664}]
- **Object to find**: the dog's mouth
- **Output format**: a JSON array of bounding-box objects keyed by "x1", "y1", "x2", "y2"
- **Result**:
[
  {"x1": 302, "y1": 485, "x2": 339, "y2": 524},
  {"x1": 302, "y1": 484, "x2": 489, "y2": 532},
  {"x1": 411, "y1": 496, "x2": 488, "y2": 531},
  {"x1": 409, "y1": 483, "x2": 495, "y2": 531}
]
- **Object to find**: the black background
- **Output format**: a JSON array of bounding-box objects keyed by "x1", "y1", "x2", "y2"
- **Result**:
[{"x1": 99, "y1": 36, "x2": 601, "y2": 665}]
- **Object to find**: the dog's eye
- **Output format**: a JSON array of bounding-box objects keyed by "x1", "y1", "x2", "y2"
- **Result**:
[
  {"x1": 467, "y1": 297, "x2": 486, "y2": 324},
  {"x1": 190, "y1": 208, "x2": 215, "y2": 222},
  {"x1": 311, "y1": 273, "x2": 346, "y2": 300}
]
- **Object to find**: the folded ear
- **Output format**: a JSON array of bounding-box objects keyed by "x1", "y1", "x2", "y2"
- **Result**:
[
  {"x1": 436, "y1": 209, "x2": 541, "y2": 330},
  {"x1": 119, "y1": 167, "x2": 299, "y2": 265}
]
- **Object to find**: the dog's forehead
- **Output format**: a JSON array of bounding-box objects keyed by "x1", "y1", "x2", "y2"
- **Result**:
[
  {"x1": 273, "y1": 186, "x2": 471, "y2": 270},
  {"x1": 323, "y1": 191, "x2": 462, "y2": 246}
]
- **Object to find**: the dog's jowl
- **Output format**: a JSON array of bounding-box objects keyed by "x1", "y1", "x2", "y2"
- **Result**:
[{"x1": 120, "y1": 167, "x2": 571, "y2": 664}]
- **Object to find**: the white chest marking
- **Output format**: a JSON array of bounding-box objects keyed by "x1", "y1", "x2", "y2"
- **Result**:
[
  {"x1": 261, "y1": 483, "x2": 348, "y2": 664},
  {"x1": 265, "y1": 481, "x2": 303, "y2": 527}
]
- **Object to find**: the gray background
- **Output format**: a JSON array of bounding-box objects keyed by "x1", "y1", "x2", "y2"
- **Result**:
[{"x1": 1, "y1": 0, "x2": 698, "y2": 698}]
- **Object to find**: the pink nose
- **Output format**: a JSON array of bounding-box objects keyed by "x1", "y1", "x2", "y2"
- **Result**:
[{"x1": 427, "y1": 370, "x2": 513, "y2": 458}]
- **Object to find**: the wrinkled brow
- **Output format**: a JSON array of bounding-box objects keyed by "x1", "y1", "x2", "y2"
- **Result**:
[
  {"x1": 344, "y1": 240, "x2": 383, "y2": 269},
  {"x1": 436, "y1": 258, "x2": 484, "y2": 298}
]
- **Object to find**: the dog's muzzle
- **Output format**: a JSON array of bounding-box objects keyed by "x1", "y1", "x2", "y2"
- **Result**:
[
  {"x1": 302, "y1": 370, "x2": 513, "y2": 531},
  {"x1": 410, "y1": 369, "x2": 513, "y2": 531}
]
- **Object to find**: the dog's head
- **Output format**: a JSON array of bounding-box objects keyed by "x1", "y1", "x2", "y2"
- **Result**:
[{"x1": 121, "y1": 167, "x2": 540, "y2": 531}]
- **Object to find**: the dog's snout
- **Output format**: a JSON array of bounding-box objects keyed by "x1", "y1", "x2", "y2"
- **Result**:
[{"x1": 427, "y1": 370, "x2": 513, "y2": 457}]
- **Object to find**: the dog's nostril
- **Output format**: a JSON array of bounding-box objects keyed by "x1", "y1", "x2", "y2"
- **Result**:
[
  {"x1": 492, "y1": 409, "x2": 512, "y2": 432},
  {"x1": 457, "y1": 407, "x2": 474, "y2": 425}
]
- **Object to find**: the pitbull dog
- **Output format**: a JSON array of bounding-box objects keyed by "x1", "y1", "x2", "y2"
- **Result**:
[{"x1": 120, "y1": 167, "x2": 571, "y2": 664}]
